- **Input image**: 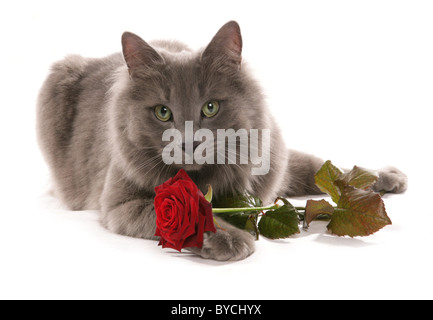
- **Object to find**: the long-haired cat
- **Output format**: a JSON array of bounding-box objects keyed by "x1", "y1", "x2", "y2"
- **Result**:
[{"x1": 37, "y1": 21, "x2": 407, "y2": 261}]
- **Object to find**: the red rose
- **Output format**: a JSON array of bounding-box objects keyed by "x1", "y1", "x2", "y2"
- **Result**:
[{"x1": 154, "y1": 169, "x2": 216, "y2": 252}]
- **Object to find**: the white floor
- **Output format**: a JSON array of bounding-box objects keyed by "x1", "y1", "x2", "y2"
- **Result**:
[{"x1": 1, "y1": 0, "x2": 432, "y2": 299}]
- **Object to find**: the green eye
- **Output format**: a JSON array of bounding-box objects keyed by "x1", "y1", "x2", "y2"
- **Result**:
[
  {"x1": 154, "y1": 105, "x2": 172, "y2": 122},
  {"x1": 202, "y1": 100, "x2": 220, "y2": 118}
]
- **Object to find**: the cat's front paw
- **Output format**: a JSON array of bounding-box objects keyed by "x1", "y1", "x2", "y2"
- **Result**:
[
  {"x1": 373, "y1": 166, "x2": 408, "y2": 194},
  {"x1": 188, "y1": 218, "x2": 255, "y2": 261}
]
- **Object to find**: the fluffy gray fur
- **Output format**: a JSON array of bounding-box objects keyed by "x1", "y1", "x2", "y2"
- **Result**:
[{"x1": 37, "y1": 21, "x2": 407, "y2": 261}]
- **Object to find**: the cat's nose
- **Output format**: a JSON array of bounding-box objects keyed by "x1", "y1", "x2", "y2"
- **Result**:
[{"x1": 182, "y1": 141, "x2": 201, "y2": 152}]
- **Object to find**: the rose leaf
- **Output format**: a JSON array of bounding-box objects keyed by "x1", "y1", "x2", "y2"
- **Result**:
[
  {"x1": 336, "y1": 165, "x2": 378, "y2": 191},
  {"x1": 258, "y1": 204, "x2": 300, "y2": 239},
  {"x1": 212, "y1": 192, "x2": 263, "y2": 236},
  {"x1": 304, "y1": 199, "x2": 334, "y2": 229},
  {"x1": 327, "y1": 186, "x2": 392, "y2": 237},
  {"x1": 212, "y1": 191, "x2": 263, "y2": 212},
  {"x1": 314, "y1": 160, "x2": 344, "y2": 204},
  {"x1": 220, "y1": 213, "x2": 258, "y2": 237}
]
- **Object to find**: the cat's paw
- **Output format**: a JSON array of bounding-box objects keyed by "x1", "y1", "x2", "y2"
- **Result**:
[
  {"x1": 188, "y1": 218, "x2": 255, "y2": 261},
  {"x1": 373, "y1": 166, "x2": 408, "y2": 194}
]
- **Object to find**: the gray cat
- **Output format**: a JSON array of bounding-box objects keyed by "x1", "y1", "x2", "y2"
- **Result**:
[{"x1": 37, "y1": 21, "x2": 407, "y2": 261}]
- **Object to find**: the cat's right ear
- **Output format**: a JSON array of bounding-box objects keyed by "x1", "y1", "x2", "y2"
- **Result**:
[{"x1": 121, "y1": 32, "x2": 164, "y2": 77}]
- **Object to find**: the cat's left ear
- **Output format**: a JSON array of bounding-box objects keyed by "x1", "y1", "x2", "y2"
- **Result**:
[{"x1": 202, "y1": 21, "x2": 242, "y2": 71}]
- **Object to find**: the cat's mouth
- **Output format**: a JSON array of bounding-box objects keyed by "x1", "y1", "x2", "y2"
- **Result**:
[
  {"x1": 159, "y1": 124, "x2": 271, "y2": 176},
  {"x1": 160, "y1": 140, "x2": 207, "y2": 172},
  {"x1": 178, "y1": 163, "x2": 203, "y2": 172}
]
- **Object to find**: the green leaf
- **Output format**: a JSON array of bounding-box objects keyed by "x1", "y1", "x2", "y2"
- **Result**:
[
  {"x1": 221, "y1": 213, "x2": 259, "y2": 236},
  {"x1": 258, "y1": 203, "x2": 300, "y2": 239},
  {"x1": 314, "y1": 160, "x2": 344, "y2": 203},
  {"x1": 212, "y1": 191, "x2": 263, "y2": 212},
  {"x1": 327, "y1": 186, "x2": 392, "y2": 237},
  {"x1": 212, "y1": 192, "x2": 263, "y2": 236},
  {"x1": 304, "y1": 199, "x2": 334, "y2": 229},
  {"x1": 336, "y1": 166, "x2": 378, "y2": 190}
]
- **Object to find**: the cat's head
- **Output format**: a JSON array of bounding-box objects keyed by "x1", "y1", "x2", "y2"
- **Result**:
[{"x1": 110, "y1": 21, "x2": 271, "y2": 195}]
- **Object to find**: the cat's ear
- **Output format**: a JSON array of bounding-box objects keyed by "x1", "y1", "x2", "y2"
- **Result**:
[
  {"x1": 121, "y1": 32, "x2": 164, "y2": 77},
  {"x1": 202, "y1": 21, "x2": 242, "y2": 71}
]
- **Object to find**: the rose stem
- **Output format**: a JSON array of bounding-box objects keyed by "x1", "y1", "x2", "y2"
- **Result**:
[{"x1": 212, "y1": 204, "x2": 280, "y2": 214}]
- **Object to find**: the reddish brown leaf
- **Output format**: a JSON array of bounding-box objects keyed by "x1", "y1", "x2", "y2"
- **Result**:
[
  {"x1": 336, "y1": 165, "x2": 378, "y2": 190},
  {"x1": 327, "y1": 186, "x2": 392, "y2": 237},
  {"x1": 304, "y1": 199, "x2": 334, "y2": 228}
]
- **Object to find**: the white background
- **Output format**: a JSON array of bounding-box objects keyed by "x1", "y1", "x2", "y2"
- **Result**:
[{"x1": 1, "y1": 0, "x2": 432, "y2": 299}]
